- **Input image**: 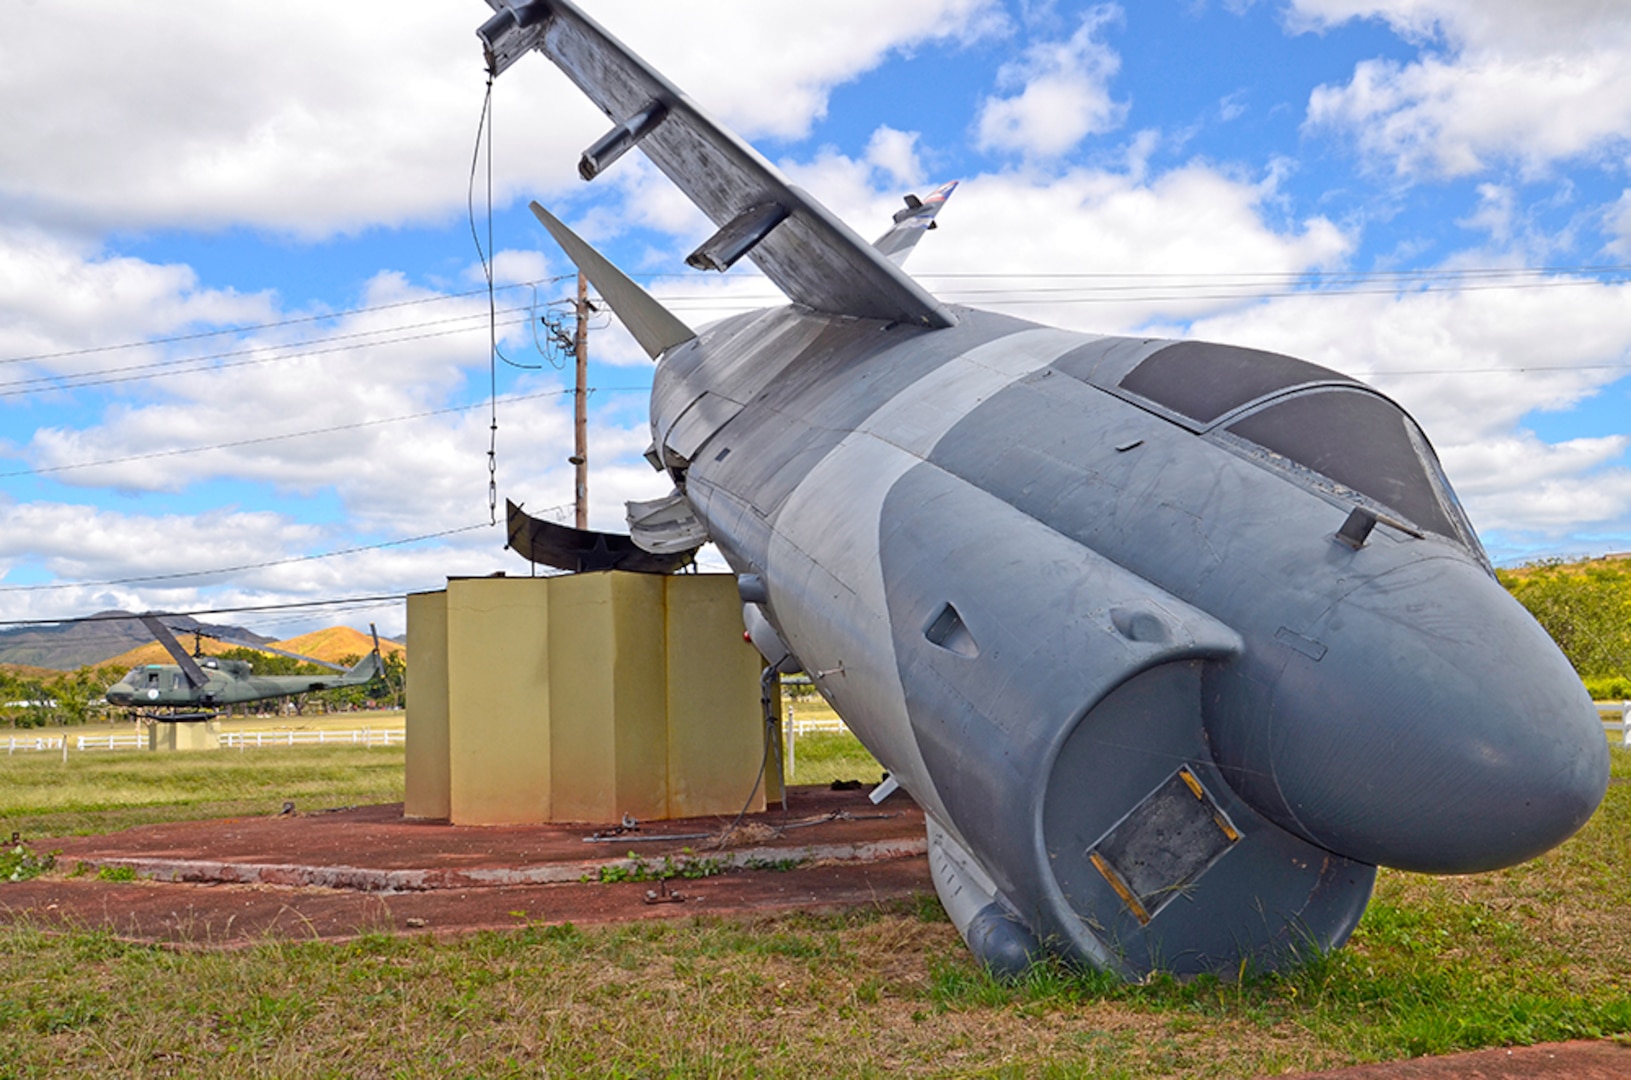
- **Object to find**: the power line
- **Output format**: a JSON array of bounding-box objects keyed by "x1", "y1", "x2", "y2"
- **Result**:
[
  {"x1": 0, "y1": 277, "x2": 575, "y2": 367},
  {"x1": 651, "y1": 275, "x2": 1631, "y2": 310},
  {"x1": 0, "y1": 524, "x2": 492, "y2": 594},
  {"x1": 9, "y1": 263, "x2": 1629, "y2": 367},
  {"x1": 0, "y1": 309, "x2": 534, "y2": 396},
  {"x1": 0, "y1": 385, "x2": 653, "y2": 480},
  {"x1": 0, "y1": 594, "x2": 411, "y2": 629},
  {"x1": 8, "y1": 269, "x2": 1630, "y2": 398}
]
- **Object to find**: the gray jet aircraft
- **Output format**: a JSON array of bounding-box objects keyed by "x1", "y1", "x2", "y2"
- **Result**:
[{"x1": 477, "y1": 0, "x2": 1609, "y2": 979}]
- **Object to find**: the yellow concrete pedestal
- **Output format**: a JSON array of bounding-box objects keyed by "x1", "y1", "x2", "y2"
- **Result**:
[
  {"x1": 148, "y1": 721, "x2": 220, "y2": 751},
  {"x1": 405, "y1": 572, "x2": 768, "y2": 826}
]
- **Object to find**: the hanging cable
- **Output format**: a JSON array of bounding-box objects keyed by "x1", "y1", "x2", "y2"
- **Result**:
[{"x1": 469, "y1": 74, "x2": 502, "y2": 526}]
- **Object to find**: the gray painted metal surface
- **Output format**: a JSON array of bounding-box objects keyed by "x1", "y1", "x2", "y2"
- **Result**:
[{"x1": 479, "y1": 0, "x2": 1610, "y2": 979}]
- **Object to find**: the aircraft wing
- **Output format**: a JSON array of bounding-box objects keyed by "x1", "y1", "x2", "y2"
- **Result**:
[{"x1": 478, "y1": 0, "x2": 956, "y2": 329}]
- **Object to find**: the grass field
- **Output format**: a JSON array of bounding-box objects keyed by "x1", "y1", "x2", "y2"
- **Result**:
[
  {"x1": 0, "y1": 713, "x2": 865, "y2": 839},
  {"x1": 0, "y1": 745, "x2": 409, "y2": 838},
  {"x1": 1, "y1": 742, "x2": 1628, "y2": 1077}
]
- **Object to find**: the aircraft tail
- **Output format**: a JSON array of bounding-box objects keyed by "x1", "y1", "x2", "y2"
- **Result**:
[
  {"x1": 339, "y1": 628, "x2": 385, "y2": 685},
  {"x1": 874, "y1": 181, "x2": 959, "y2": 267}
]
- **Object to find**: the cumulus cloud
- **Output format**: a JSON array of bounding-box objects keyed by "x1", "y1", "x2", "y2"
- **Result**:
[
  {"x1": 0, "y1": 0, "x2": 1003, "y2": 238},
  {"x1": 904, "y1": 166, "x2": 1350, "y2": 331},
  {"x1": 1, "y1": 246, "x2": 670, "y2": 622},
  {"x1": 975, "y1": 6, "x2": 1127, "y2": 157},
  {"x1": 0, "y1": 227, "x2": 273, "y2": 375},
  {"x1": 1297, "y1": 0, "x2": 1631, "y2": 179},
  {"x1": 1606, "y1": 191, "x2": 1631, "y2": 257}
]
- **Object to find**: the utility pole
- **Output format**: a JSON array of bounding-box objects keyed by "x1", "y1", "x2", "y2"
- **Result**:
[{"x1": 573, "y1": 271, "x2": 589, "y2": 530}]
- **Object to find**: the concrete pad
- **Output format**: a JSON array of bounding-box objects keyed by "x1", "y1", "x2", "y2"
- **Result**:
[{"x1": 1, "y1": 784, "x2": 930, "y2": 946}]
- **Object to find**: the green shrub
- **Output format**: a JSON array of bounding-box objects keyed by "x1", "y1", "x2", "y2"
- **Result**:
[
  {"x1": 1584, "y1": 676, "x2": 1631, "y2": 701},
  {"x1": 1, "y1": 843, "x2": 55, "y2": 883}
]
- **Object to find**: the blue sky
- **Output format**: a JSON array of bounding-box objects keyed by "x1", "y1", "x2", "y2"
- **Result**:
[{"x1": 3, "y1": 0, "x2": 1631, "y2": 637}]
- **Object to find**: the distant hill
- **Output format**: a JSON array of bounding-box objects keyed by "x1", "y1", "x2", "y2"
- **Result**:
[
  {"x1": 103, "y1": 636, "x2": 258, "y2": 670},
  {"x1": 101, "y1": 624, "x2": 404, "y2": 671},
  {"x1": 0, "y1": 611, "x2": 271, "y2": 671},
  {"x1": 0, "y1": 661, "x2": 68, "y2": 681},
  {"x1": 274, "y1": 626, "x2": 405, "y2": 664}
]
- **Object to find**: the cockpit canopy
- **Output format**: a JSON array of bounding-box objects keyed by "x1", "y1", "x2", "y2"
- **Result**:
[{"x1": 1117, "y1": 341, "x2": 1484, "y2": 557}]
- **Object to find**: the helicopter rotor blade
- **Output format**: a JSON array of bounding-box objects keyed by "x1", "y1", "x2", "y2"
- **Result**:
[
  {"x1": 182, "y1": 627, "x2": 348, "y2": 672},
  {"x1": 138, "y1": 614, "x2": 211, "y2": 689}
]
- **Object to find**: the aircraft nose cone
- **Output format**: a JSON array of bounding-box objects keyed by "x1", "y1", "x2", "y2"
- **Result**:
[{"x1": 1242, "y1": 557, "x2": 1608, "y2": 874}]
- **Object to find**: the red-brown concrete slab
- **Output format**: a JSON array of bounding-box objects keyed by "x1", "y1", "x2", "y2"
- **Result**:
[
  {"x1": 31, "y1": 784, "x2": 922, "y2": 887},
  {"x1": 0, "y1": 857, "x2": 933, "y2": 945},
  {"x1": 0, "y1": 784, "x2": 932, "y2": 945},
  {"x1": 1270, "y1": 1040, "x2": 1631, "y2": 1079}
]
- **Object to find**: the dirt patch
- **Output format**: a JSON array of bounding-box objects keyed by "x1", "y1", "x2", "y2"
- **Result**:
[{"x1": 1278, "y1": 1040, "x2": 1631, "y2": 1078}]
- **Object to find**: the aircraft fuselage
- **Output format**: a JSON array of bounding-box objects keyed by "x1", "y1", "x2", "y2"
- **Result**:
[
  {"x1": 651, "y1": 304, "x2": 1609, "y2": 977},
  {"x1": 106, "y1": 659, "x2": 372, "y2": 712}
]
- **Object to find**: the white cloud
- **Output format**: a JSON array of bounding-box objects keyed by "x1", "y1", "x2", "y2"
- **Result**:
[
  {"x1": 7, "y1": 252, "x2": 670, "y2": 592},
  {"x1": 975, "y1": 6, "x2": 1127, "y2": 157},
  {"x1": 1456, "y1": 184, "x2": 1515, "y2": 245},
  {"x1": 0, "y1": 498, "x2": 514, "y2": 635},
  {"x1": 609, "y1": 0, "x2": 1007, "y2": 141},
  {"x1": 1297, "y1": 0, "x2": 1631, "y2": 179},
  {"x1": 0, "y1": 0, "x2": 1003, "y2": 238},
  {"x1": 1606, "y1": 191, "x2": 1631, "y2": 257},
  {"x1": 866, "y1": 128, "x2": 927, "y2": 190},
  {"x1": 904, "y1": 164, "x2": 1350, "y2": 330},
  {"x1": 479, "y1": 249, "x2": 555, "y2": 289},
  {"x1": 0, "y1": 227, "x2": 273, "y2": 375}
]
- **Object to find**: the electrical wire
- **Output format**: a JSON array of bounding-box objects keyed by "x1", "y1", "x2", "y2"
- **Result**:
[
  {"x1": 7, "y1": 271, "x2": 1631, "y2": 399},
  {"x1": 0, "y1": 387, "x2": 655, "y2": 480},
  {"x1": 0, "y1": 313, "x2": 534, "y2": 397},
  {"x1": 8, "y1": 264, "x2": 1625, "y2": 371},
  {"x1": 469, "y1": 73, "x2": 502, "y2": 525},
  {"x1": 0, "y1": 595, "x2": 411, "y2": 629},
  {"x1": 0, "y1": 524, "x2": 491, "y2": 594},
  {"x1": 0, "y1": 278, "x2": 577, "y2": 368}
]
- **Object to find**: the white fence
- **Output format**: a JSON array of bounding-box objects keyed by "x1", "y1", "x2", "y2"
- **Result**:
[
  {"x1": 788, "y1": 716, "x2": 849, "y2": 736},
  {"x1": 222, "y1": 728, "x2": 403, "y2": 749},
  {"x1": 4, "y1": 735, "x2": 64, "y2": 754},
  {"x1": 1599, "y1": 702, "x2": 1631, "y2": 748},
  {"x1": 75, "y1": 733, "x2": 145, "y2": 751},
  {"x1": 4, "y1": 728, "x2": 403, "y2": 754}
]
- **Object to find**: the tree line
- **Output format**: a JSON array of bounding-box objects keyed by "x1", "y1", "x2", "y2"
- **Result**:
[
  {"x1": 1497, "y1": 558, "x2": 1631, "y2": 699},
  {"x1": 1, "y1": 649, "x2": 406, "y2": 729}
]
